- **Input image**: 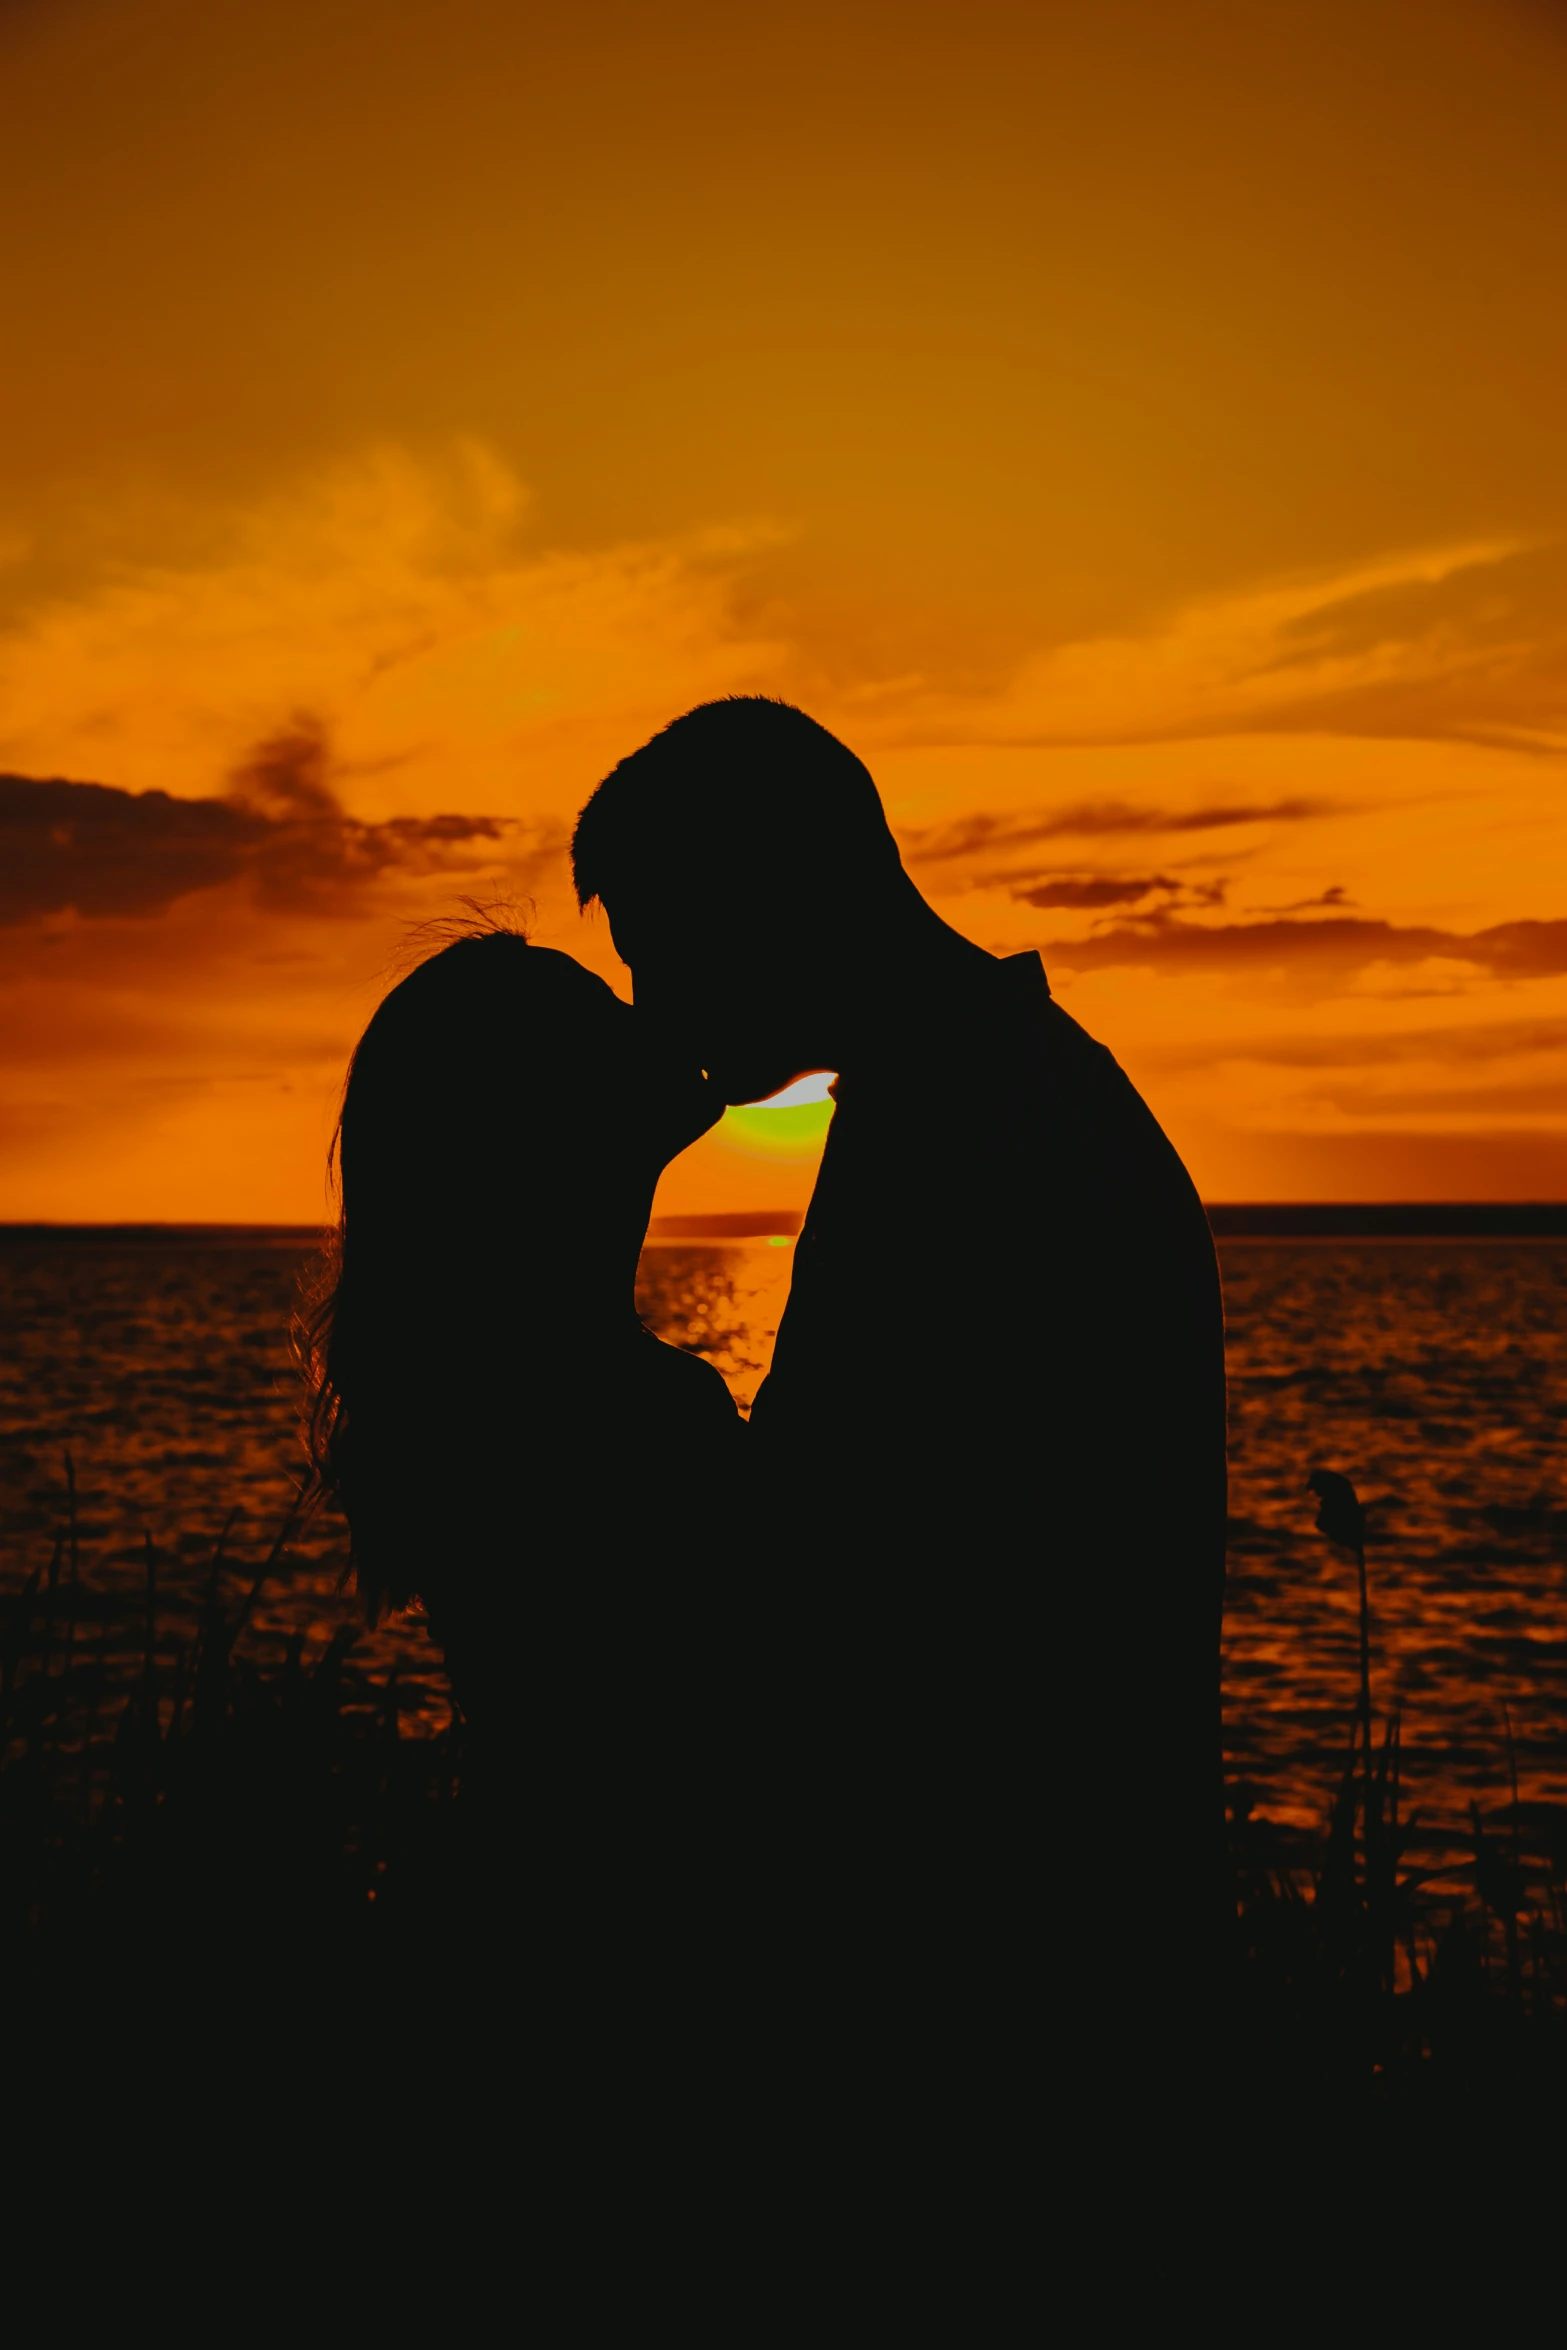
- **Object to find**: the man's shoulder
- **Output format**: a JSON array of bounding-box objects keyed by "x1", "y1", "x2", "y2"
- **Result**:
[
  {"x1": 984, "y1": 969, "x2": 1209, "y2": 1222},
  {"x1": 981, "y1": 959, "x2": 1132, "y2": 1105}
]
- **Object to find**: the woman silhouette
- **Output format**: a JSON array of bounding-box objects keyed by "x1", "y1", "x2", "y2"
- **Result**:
[{"x1": 303, "y1": 919, "x2": 743, "y2": 1789}]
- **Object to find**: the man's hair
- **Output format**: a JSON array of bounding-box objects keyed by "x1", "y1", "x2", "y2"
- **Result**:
[{"x1": 571, "y1": 697, "x2": 900, "y2": 910}]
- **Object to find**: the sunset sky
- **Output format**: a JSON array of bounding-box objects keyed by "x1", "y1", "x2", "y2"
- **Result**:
[{"x1": 3, "y1": 0, "x2": 1567, "y2": 1220}]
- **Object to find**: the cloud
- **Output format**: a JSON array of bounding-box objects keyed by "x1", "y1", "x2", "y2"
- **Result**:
[
  {"x1": 904, "y1": 797, "x2": 1328, "y2": 863},
  {"x1": 227, "y1": 715, "x2": 340, "y2": 821},
  {"x1": 1, "y1": 773, "x2": 254, "y2": 925},
  {"x1": 1200, "y1": 1128, "x2": 1567, "y2": 1206},
  {"x1": 1003, "y1": 870, "x2": 1233, "y2": 912},
  {"x1": 1009, "y1": 873, "x2": 1182, "y2": 910},
  {"x1": 871, "y1": 539, "x2": 1567, "y2": 758},
  {"x1": 0, "y1": 443, "x2": 792, "y2": 816},
  {"x1": 1154, "y1": 541, "x2": 1567, "y2": 755},
  {"x1": 1039, "y1": 909, "x2": 1567, "y2": 984},
  {"x1": 1301, "y1": 1078, "x2": 1567, "y2": 1120},
  {"x1": 0, "y1": 731, "x2": 524, "y2": 928},
  {"x1": 1247, "y1": 885, "x2": 1353, "y2": 914},
  {"x1": 1265, "y1": 544, "x2": 1567, "y2": 673},
  {"x1": 1239, "y1": 546, "x2": 1567, "y2": 751},
  {"x1": 1140, "y1": 1010, "x2": 1567, "y2": 1123},
  {"x1": 1145, "y1": 1016, "x2": 1567, "y2": 1074}
]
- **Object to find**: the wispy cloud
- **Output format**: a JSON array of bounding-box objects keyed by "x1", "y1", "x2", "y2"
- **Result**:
[
  {"x1": 904, "y1": 797, "x2": 1328, "y2": 863},
  {"x1": 1040, "y1": 909, "x2": 1567, "y2": 984},
  {"x1": 1299, "y1": 1077, "x2": 1567, "y2": 1120},
  {"x1": 1246, "y1": 885, "x2": 1354, "y2": 915},
  {"x1": 1003, "y1": 870, "x2": 1231, "y2": 912},
  {"x1": 875, "y1": 539, "x2": 1567, "y2": 758},
  {"x1": 1007, "y1": 872, "x2": 1181, "y2": 910},
  {"x1": 0, "y1": 443, "x2": 792, "y2": 815},
  {"x1": 1145, "y1": 1016, "x2": 1567, "y2": 1074}
]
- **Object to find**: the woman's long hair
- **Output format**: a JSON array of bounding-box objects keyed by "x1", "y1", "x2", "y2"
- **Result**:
[{"x1": 299, "y1": 915, "x2": 627, "y2": 1621}]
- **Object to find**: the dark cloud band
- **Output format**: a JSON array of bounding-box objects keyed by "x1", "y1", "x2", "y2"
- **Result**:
[
  {"x1": 0, "y1": 766, "x2": 516, "y2": 929},
  {"x1": 1010, "y1": 873, "x2": 1181, "y2": 909}
]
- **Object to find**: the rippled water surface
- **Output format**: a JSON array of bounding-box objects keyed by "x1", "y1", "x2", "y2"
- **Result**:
[
  {"x1": 2, "y1": 1232, "x2": 1563, "y2": 1846},
  {"x1": 1220, "y1": 1240, "x2": 1567, "y2": 1839}
]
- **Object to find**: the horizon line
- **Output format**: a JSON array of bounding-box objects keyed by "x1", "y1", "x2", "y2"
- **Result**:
[{"x1": 5, "y1": 1203, "x2": 1567, "y2": 1243}]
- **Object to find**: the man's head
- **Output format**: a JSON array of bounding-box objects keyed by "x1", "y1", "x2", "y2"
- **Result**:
[{"x1": 571, "y1": 697, "x2": 904, "y2": 1102}]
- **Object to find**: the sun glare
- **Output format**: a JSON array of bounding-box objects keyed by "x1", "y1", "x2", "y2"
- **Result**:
[
  {"x1": 741, "y1": 1073, "x2": 837, "y2": 1108},
  {"x1": 717, "y1": 1073, "x2": 838, "y2": 1165}
]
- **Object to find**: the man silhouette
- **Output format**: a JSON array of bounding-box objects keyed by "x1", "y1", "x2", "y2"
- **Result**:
[{"x1": 573, "y1": 696, "x2": 1226, "y2": 2128}]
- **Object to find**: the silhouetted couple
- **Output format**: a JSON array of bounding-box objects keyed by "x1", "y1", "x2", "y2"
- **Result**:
[{"x1": 308, "y1": 697, "x2": 1226, "y2": 2163}]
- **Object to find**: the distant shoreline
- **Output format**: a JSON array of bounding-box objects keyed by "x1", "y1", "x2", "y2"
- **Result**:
[{"x1": 5, "y1": 1203, "x2": 1567, "y2": 1243}]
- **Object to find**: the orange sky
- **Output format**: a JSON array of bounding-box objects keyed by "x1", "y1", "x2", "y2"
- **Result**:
[{"x1": 3, "y1": 0, "x2": 1567, "y2": 1220}]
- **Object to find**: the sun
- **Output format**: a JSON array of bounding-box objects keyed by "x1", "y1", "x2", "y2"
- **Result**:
[{"x1": 717, "y1": 1070, "x2": 838, "y2": 1163}]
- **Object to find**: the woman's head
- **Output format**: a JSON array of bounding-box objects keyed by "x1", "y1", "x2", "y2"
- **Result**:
[
  {"x1": 303, "y1": 919, "x2": 718, "y2": 1615},
  {"x1": 338, "y1": 926, "x2": 711, "y2": 1231}
]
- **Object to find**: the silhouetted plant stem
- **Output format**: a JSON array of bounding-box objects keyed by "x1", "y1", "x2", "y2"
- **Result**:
[
  {"x1": 1504, "y1": 1701, "x2": 1521, "y2": 1878},
  {"x1": 62, "y1": 1453, "x2": 80, "y2": 1686}
]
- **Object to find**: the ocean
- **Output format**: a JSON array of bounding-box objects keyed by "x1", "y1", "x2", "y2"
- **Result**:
[{"x1": 2, "y1": 1227, "x2": 1564, "y2": 1864}]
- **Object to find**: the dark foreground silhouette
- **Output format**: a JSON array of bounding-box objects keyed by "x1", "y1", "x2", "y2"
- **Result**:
[
  {"x1": 575, "y1": 699, "x2": 1228, "y2": 2115},
  {"x1": 4, "y1": 1467, "x2": 1562, "y2": 2288}
]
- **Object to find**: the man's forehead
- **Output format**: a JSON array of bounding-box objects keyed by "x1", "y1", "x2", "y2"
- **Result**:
[
  {"x1": 605, "y1": 842, "x2": 781, "y2": 906},
  {"x1": 606, "y1": 895, "x2": 720, "y2": 950}
]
